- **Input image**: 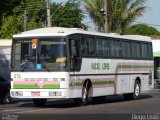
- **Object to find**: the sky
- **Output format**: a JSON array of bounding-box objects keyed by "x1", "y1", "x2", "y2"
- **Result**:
[
  {"x1": 136, "y1": 0, "x2": 160, "y2": 31},
  {"x1": 52, "y1": 0, "x2": 160, "y2": 31}
]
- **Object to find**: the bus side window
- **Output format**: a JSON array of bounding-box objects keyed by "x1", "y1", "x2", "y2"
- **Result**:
[
  {"x1": 69, "y1": 39, "x2": 81, "y2": 71},
  {"x1": 148, "y1": 43, "x2": 153, "y2": 59},
  {"x1": 142, "y1": 43, "x2": 148, "y2": 59},
  {"x1": 82, "y1": 36, "x2": 95, "y2": 57},
  {"x1": 121, "y1": 41, "x2": 131, "y2": 58},
  {"x1": 96, "y1": 38, "x2": 103, "y2": 56}
]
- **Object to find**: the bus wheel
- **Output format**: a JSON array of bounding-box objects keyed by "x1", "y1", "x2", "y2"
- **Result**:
[
  {"x1": 92, "y1": 96, "x2": 106, "y2": 104},
  {"x1": 74, "y1": 85, "x2": 91, "y2": 106},
  {"x1": 3, "y1": 93, "x2": 11, "y2": 104},
  {"x1": 33, "y1": 99, "x2": 47, "y2": 107},
  {"x1": 154, "y1": 82, "x2": 160, "y2": 89},
  {"x1": 123, "y1": 81, "x2": 140, "y2": 100},
  {"x1": 133, "y1": 81, "x2": 141, "y2": 100}
]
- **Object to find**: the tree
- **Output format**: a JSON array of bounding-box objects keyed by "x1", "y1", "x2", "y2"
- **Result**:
[
  {"x1": 0, "y1": 14, "x2": 23, "y2": 39},
  {"x1": 0, "y1": 0, "x2": 22, "y2": 27},
  {"x1": 82, "y1": 0, "x2": 147, "y2": 34},
  {"x1": 0, "y1": 0, "x2": 87, "y2": 39},
  {"x1": 23, "y1": 0, "x2": 46, "y2": 30},
  {"x1": 0, "y1": 0, "x2": 24, "y2": 39},
  {"x1": 0, "y1": 0, "x2": 45, "y2": 38},
  {"x1": 0, "y1": 0, "x2": 21, "y2": 17},
  {"x1": 126, "y1": 24, "x2": 160, "y2": 35},
  {"x1": 81, "y1": 0, "x2": 104, "y2": 31},
  {"x1": 51, "y1": 0, "x2": 87, "y2": 29}
]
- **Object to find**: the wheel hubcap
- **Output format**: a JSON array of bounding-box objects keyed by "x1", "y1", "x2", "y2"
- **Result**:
[
  {"x1": 5, "y1": 96, "x2": 10, "y2": 103},
  {"x1": 6, "y1": 98, "x2": 10, "y2": 103},
  {"x1": 83, "y1": 88, "x2": 88, "y2": 102},
  {"x1": 135, "y1": 84, "x2": 140, "y2": 96}
]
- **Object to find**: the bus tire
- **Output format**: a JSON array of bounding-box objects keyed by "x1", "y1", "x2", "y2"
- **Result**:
[
  {"x1": 92, "y1": 96, "x2": 106, "y2": 103},
  {"x1": 3, "y1": 93, "x2": 11, "y2": 104},
  {"x1": 123, "y1": 81, "x2": 141, "y2": 100},
  {"x1": 33, "y1": 99, "x2": 47, "y2": 107},
  {"x1": 154, "y1": 83, "x2": 160, "y2": 89},
  {"x1": 133, "y1": 81, "x2": 141, "y2": 100},
  {"x1": 74, "y1": 85, "x2": 91, "y2": 106}
]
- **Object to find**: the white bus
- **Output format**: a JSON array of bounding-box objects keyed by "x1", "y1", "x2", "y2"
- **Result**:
[{"x1": 10, "y1": 27, "x2": 153, "y2": 106}]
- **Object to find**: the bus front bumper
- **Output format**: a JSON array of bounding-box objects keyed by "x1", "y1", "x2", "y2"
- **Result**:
[{"x1": 10, "y1": 89, "x2": 68, "y2": 99}]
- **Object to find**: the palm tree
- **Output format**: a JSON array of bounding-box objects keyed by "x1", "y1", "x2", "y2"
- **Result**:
[
  {"x1": 82, "y1": 0, "x2": 104, "y2": 31},
  {"x1": 82, "y1": 0, "x2": 147, "y2": 34}
]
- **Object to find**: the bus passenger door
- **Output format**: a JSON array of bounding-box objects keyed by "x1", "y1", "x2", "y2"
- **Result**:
[{"x1": 69, "y1": 38, "x2": 82, "y2": 98}]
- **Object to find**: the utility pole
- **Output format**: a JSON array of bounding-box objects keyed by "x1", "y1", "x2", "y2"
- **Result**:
[
  {"x1": 46, "y1": 0, "x2": 51, "y2": 27},
  {"x1": 104, "y1": 0, "x2": 108, "y2": 33},
  {"x1": 24, "y1": 10, "x2": 27, "y2": 31}
]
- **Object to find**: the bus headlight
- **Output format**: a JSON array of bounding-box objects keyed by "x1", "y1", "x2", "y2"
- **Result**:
[
  {"x1": 49, "y1": 91, "x2": 62, "y2": 96},
  {"x1": 11, "y1": 91, "x2": 23, "y2": 96}
]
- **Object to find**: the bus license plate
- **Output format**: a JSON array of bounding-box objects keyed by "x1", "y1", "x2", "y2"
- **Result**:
[{"x1": 31, "y1": 92, "x2": 40, "y2": 96}]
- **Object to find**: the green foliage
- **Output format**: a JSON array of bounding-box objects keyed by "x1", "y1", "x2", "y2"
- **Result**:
[
  {"x1": 0, "y1": 0, "x2": 87, "y2": 39},
  {"x1": 0, "y1": 14, "x2": 23, "y2": 39},
  {"x1": 126, "y1": 24, "x2": 160, "y2": 35},
  {"x1": 82, "y1": 0, "x2": 104, "y2": 31},
  {"x1": 83, "y1": 0, "x2": 147, "y2": 34},
  {"x1": 0, "y1": 1, "x2": 28, "y2": 39},
  {"x1": 51, "y1": 0, "x2": 87, "y2": 29},
  {"x1": 24, "y1": 0, "x2": 46, "y2": 30},
  {"x1": 0, "y1": 0, "x2": 21, "y2": 17}
]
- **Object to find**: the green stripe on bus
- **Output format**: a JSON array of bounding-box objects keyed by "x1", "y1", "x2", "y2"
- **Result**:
[
  {"x1": 43, "y1": 84, "x2": 60, "y2": 89},
  {"x1": 118, "y1": 65, "x2": 153, "y2": 69},
  {"x1": 93, "y1": 81, "x2": 114, "y2": 85},
  {"x1": 70, "y1": 83, "x2": 83, "y2": 87},
  {"x1": 70, "y1": 81, "x2": 114, "y2": 87},
  {"x1": 13, "y1": 84, "x2": 39, "y2": 89},
  {"x1": 13, "y1": 84, "x2": 60, "y2": 89}
]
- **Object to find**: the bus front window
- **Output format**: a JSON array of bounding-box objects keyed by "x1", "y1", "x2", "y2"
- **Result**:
[
  {"x1": 39, "y1": 38, "x2": 67, "y2": 70},
  {"x1": 12, "y1": 40, "x2": 36, "y2": 71},
  {"x1": 12, "y1": 38, "x2": 67, "y2": 71}
]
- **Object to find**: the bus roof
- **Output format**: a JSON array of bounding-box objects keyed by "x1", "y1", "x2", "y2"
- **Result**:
[{"x1": 13, "y1": 27, "x2": 151, "y2": 42}]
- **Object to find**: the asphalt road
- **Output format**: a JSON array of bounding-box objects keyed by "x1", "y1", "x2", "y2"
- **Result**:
[{"x1": 1, "y1": 88, "x2": 160, "y2": 120}]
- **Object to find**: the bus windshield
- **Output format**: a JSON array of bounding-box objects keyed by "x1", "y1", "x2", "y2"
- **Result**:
[{"x1": 12, "y1": 37, "x2": 67, "y2": 71}]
